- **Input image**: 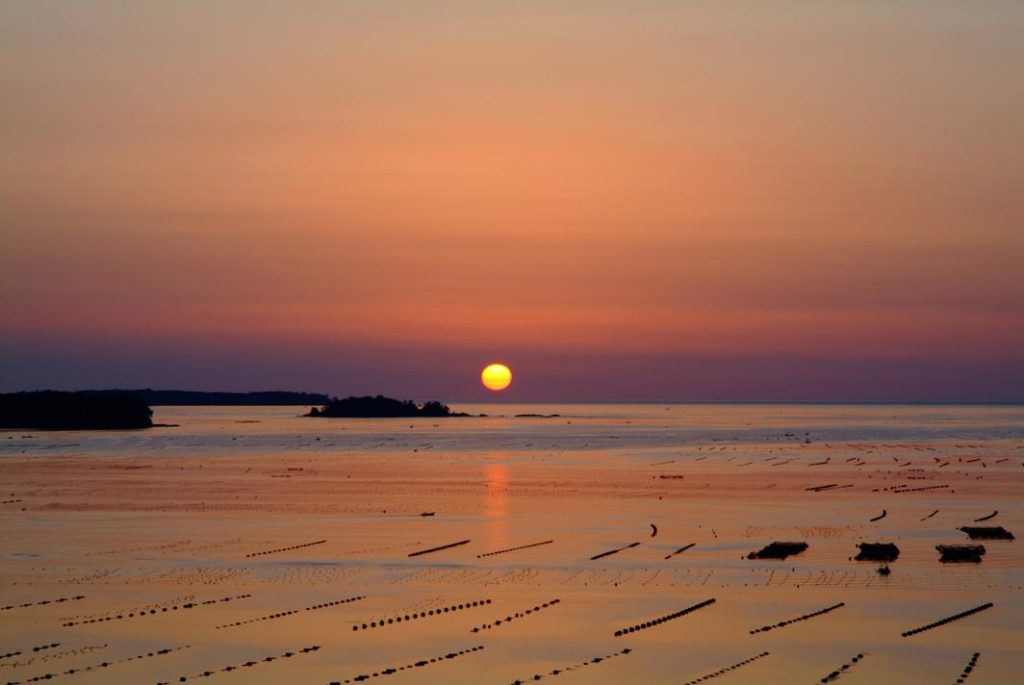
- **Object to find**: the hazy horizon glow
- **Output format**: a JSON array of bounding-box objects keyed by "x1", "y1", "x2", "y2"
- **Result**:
[{"x1": 2, "y1": 2, "x2": 1022, "y2": 401}]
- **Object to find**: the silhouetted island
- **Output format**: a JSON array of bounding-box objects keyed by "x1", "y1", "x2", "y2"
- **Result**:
[
  {"x1": 306, "y1": 395, "x2": 469, "y2": 418},
  {"x1": 0, "y1": 391, "x2": 154, "y2": 430},
  {"x1": 80, "y1": 389, "x2": 329, "y2": 406}
]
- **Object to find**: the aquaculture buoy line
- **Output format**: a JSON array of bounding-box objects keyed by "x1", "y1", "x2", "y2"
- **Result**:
[
  {"x1": 951, "y1": 651, "x2": 981, "y2": 682},
  {"x1": 2, "y1": 596, "x2": 84, "y2": 612},
  {"x1": 901, "y1": 603, "x2": 993, "y2": 637},
  {"x1": 408, "y1": 539, "x2": 470, "y2": 557},
  {"x1": 244, "y1": 539, "x2": 326, "y2": 557},
  {"x1": 506, "y1": 647, "x2": 632, "y2": 684},
  {"x1": 613, "y1": 598, "x2": 716, "y2": 636},
  {"x1": 664, "y1": 543, "x2": 695, "y2": 560},
  {"x1": 590, "y1": 541, "x2": 640, "y2": 561},
  {"x1": 1, "y1": 644, "x2": 59, "y2": 661},
  {"x1": 816, "y1": 652, "x2": 866, "y2": 683},
  {"x1": 470, "y1": 599, "x2": 560, "y2": 632},
  {"x1": 681, "y1": 651, "x2": 770, "y2": 685},
  {"x1": 327, "y1": 645, "x2": 484, "y2": 684},
  {"x1": 3, "y1": 645, "x2": 107, "y2": 669},
  {"x1": 749, "y1": 602, "x2": 845, "y2": 634},
  {"x1": 7, "y1": 645, "x2": 189, "y2": 684},
  {"x1": 61, "y1": 594, "x2": 251, "y2": 627},
  {"x1": 351, "y1": 599, "x2": 491, "y2": 631},
  {"x1": 215, "y1": 595, "x2": 365, "y2": 629},
  {"x1": 61, "y1": 594, "x2": 194, "y2": 624},
  {"x1": 889, "y1": 484, "x2": 949, "y2": 494},
  {"x1": 154, "y1": 645, "x2": 320, "y2": 684},
  {"x1": 477, "y1": 539, "x2": 553, "y2": 558}
]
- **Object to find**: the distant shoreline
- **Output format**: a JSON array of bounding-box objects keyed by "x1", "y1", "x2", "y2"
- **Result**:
[
  {"x1": 1, "y1": 389, "x2": 1020, "y2": 407},
  {"x1": 76, "y1": 389, "x2": 329, "y2": 406}
]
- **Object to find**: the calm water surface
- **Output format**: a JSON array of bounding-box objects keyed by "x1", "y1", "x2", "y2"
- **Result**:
[{"x1": 4, "y1": 403, "x2": 1021, "y2": 458}]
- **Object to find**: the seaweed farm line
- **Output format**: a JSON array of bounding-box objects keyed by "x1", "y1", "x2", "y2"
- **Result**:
[{"x1": 1, "y1": 403, "x2": 1022, "y2": 683}]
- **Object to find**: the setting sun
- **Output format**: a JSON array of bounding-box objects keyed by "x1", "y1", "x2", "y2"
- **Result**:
[{"x1": 481, "y1": 363, "x2": 512, "y2": 391}]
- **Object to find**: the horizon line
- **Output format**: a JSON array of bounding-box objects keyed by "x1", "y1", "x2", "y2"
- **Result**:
[{"x1": 4, "y1": 389, "x2": 1022, "y2": 406}]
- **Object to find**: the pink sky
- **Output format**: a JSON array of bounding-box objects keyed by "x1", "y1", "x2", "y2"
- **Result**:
[{"x1": 2, "y1": 2, "x2": 1022, "y2": 400}]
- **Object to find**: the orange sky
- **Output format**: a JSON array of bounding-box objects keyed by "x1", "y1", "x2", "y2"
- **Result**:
[{"x1": 2, "y1": 2, "x2": 1022, "y2": 399}]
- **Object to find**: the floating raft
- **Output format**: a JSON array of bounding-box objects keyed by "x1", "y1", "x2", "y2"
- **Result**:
[
  {"x1": 854, "y1": 542, "x2": 900, "y2": 562},
  {"x1": 937, "y1": 544, "x2": 986, "y2": 563},
  {"x1": 959, "y1": 526, "x2": 1014, "y2": 540},
  {"x1": 747, "y1": 541, "x2": 808, "y2": 560}
]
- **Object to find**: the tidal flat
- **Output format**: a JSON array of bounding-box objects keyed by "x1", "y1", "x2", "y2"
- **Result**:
[{"x1": 2, "y1": 404, "x2": 1022, "y2": 684}]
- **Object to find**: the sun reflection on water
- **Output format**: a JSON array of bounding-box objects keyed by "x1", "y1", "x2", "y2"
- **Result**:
[{"x1": 483, "y1": 461, "x2": 510, "y2": 551}]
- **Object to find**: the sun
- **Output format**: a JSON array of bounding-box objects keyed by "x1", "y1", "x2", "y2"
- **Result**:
[{"x1": 481, "y1": 363, "x2": 512, "y2": 391}]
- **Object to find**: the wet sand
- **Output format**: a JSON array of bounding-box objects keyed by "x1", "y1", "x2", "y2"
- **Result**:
[{"x1": 2, "y1": 406, "x2": 1022, "y2": 683}]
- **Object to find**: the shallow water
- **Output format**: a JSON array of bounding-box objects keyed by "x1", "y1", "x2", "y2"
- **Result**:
[
  {"x1": 4, "y1": 403, "x2": 1022, "y2": 459},
  {"x1": 1, "y1": 404, "x2": 1022, "y2": 683}
]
